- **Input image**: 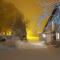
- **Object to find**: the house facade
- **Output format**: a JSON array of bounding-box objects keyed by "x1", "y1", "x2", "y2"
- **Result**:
[{"x1": 41, "y1": 4, "x2": 60, "y2": 45}]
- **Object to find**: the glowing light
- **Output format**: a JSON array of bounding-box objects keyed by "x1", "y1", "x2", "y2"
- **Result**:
[
  {"x1": 6, "y1": 31, "x2": 12, "y2": 36},
  {"x1": 5, "y1": 29, "x2": 12, "y2": 36},
  {"x1": 56, "y1": 33, "x2": 59, "y2": 39},
  {"x1": 26, "y1": 29, "x2": 39, "y2": 42},
  {"x1": 42, "y1": 34, "x2": 46, "y2": 38}
]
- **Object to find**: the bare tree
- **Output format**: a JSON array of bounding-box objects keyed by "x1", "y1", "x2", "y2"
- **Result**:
[{"x1": 0, "y1": 0, "x2": 27, "y2": 41}]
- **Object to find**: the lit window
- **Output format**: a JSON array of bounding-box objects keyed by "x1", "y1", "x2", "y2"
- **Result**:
[{"x1": 56, "y1": 33, "x2": 59, "y2": 39}]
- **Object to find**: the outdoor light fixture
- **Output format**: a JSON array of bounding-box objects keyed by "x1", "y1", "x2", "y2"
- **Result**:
[{"x1": 42, "y1": 34, "x2": 46, "y2": 38}]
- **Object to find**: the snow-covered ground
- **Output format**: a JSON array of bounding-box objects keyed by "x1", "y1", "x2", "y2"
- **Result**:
[{"x1": 15, "y1": 40, "x2": 47, "y2": 49}]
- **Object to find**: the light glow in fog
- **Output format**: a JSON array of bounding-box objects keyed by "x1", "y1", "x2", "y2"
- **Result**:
[{"x1": 42, "y1": 34, "x2": 46, "y2": 38}]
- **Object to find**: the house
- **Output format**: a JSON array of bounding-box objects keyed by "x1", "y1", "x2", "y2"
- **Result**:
[{"x1": 41, "y1": 4, "x2": 60, "y2": 47}]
